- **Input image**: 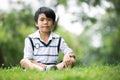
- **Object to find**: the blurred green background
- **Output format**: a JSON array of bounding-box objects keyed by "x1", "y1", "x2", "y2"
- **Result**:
[{"x1": 0, "y1": 0, "x2": 120, "y2": 67}]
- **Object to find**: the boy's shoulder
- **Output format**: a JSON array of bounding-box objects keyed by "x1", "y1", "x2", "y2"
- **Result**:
[{"x1": 51, "y1": 32, "x2": 61, "y2": 38}]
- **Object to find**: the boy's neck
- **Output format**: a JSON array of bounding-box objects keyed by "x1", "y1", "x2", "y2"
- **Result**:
[{"x1": 39, "y1": 31, "x2": 51, "y2": 43}]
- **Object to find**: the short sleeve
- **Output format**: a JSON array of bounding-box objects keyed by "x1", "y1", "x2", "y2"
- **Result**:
[
  {"x1": 23, "y1": 37, "x2": 33, "y2": 59},
  {"x1": 60, "y1": 38, "x2": 73, "y2": 54}
]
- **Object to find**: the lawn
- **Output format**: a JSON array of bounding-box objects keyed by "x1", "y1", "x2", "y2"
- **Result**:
[{"x1": 0, "y1": 65, "x2": 120, "y2": 80}]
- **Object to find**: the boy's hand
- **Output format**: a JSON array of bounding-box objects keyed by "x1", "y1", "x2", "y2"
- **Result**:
[{"x1": 63, "y1": 53, "x2": 76, "y2": 68}]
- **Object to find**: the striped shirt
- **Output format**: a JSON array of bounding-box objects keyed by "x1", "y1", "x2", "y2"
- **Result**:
[{"x1": 23, "y1": 30, "x2": 73, "y2": 64}]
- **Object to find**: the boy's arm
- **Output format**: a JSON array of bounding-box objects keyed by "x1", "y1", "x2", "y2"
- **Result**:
[{"x1": 23, "y1": 37, "x2": 33, "y2": 59}]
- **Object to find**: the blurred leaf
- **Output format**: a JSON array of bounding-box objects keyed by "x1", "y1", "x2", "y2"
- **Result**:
[{"x1": 58, "y1": 0, "x2": 67, "y2": 6}]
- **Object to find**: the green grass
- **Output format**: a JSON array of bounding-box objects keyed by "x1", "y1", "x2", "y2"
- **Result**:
[{"x1": 0, "y1": 65, "x2": 120, "y2": 80}]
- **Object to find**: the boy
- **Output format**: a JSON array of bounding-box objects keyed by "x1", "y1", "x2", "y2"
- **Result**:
[{"x1": 20, "y1": 7, "x2": 76, "y2": 71}]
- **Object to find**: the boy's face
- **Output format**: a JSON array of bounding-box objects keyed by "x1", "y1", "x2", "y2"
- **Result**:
[{"x1": 35, "y1": 13, "x2": 54, "y2": 33}]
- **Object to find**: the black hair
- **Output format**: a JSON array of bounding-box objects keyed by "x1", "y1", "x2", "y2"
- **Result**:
[{"x1": 34, "y1": 7, "x2": 56, "y2": 23}]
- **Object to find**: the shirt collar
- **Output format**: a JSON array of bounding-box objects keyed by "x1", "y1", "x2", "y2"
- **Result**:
[{"x1": 34, "y1": 30, "x2": 55, "y2": 41}]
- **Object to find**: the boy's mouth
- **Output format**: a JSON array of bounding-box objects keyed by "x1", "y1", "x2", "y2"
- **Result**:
[{"x1": 42, "y1": 26, "x2": 49, "y2": 29}]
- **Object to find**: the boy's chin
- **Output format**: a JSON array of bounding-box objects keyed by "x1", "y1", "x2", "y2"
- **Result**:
[{"x1": 41, "y1": 30, "x2": 51, "y2": 33}]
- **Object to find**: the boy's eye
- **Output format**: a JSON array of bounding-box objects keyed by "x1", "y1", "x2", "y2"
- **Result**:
[{"x1": 39, "y1": 18, "x2": 44, "y2": 21}]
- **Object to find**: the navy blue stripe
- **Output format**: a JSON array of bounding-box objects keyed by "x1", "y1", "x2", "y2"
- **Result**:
[
  {"x1": 49, "y1": 46, "x2": 57, "y2": 47},
  {"x1": 37, "y1": 61, "x2": 57, "y2": 65},
  {"x1": 39, "y1": 46, "x2": 57, "y2": 47},
  {"x1": 35, "y1": 38, "x2": 52, "y2": 47},
  {"x1": 28, "y1": 37, "x2": 34, "y2": 51},
  {"x1": 58, "y1": 37, "x2": 61, "y2": 53},
  {"x1": 40, "y1": 40, "x2": 52, "y2": 47}
]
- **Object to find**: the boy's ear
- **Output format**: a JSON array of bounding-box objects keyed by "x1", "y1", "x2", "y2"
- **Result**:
[
  {"x1": 35, "y1": 22, "x2": 37, "y2": 26},
  {"x1": 52, "y1": 21, "x2": 58, "y2": 31},
  {"x1": 35, "y1": 22, "x2": 39, "y2": 28},
  {"x1": 35, "y1": 22, "x2": 39, "y2": 27}
]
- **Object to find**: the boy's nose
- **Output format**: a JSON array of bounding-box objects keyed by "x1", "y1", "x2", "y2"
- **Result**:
[{"x1": 43, "y1": 20, "x2": 48, "y2": 24}]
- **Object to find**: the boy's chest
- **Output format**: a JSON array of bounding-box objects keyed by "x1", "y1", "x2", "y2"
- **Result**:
[{"x1": 32, "y1": 38, "x2": 60, "y2": 55}]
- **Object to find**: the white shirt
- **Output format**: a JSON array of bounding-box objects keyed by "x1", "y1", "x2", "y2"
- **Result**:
[{"x1": 23, "y1": 30, "x2": 73, "y2": 64}]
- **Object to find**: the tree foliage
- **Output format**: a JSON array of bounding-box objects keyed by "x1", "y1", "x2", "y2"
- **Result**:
[
  {"x1": 0, "y1": 1, "x2": 35, "y2": 67},
  {"x1": 77, "y1": 0, "x2": 120, "y2": 65}
]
